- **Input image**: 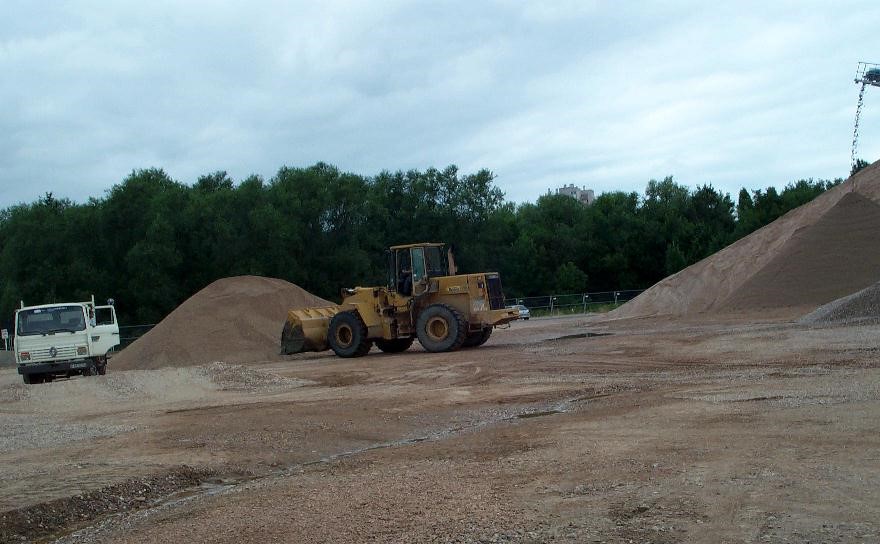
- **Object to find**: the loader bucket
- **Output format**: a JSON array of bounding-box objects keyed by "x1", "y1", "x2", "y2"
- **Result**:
[{"x1": 280, "y1": 306, "x2": 339, "y2": 354}]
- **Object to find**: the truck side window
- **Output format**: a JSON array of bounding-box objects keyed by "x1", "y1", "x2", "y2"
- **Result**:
[{"x1": 95, "y1": 307, "x2": 115, "y2": 326}]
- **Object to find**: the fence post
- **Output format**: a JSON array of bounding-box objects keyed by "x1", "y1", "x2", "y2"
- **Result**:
[{"x1": 614, "y1": 291, "x2": 619, "y2": 306}]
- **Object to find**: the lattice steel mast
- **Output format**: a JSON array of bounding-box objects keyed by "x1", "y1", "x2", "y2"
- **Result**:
[{"x1": 852, "y1": 62, "x2": 880, "y2": 169}]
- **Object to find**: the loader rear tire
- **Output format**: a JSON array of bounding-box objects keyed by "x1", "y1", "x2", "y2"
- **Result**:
[
  {"x1": 462, "y1": 327, "x2": 492, "y2": 348},
  {"x1": 416, "y1": 304, "x2": 467, "y2": 353},
  {"x1": 375, "y1": 337, "x2": 414, "y2": 353},
  {"x1": 328, "y1": 311, "x2": 372, "y2": 358}
]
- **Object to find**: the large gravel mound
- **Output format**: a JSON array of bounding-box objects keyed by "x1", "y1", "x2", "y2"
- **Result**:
[
  {"x1": 722, "y1": 192, "x2": 880, "y2": 311},
  {"x1": 613, "y1": 160, "x2": 880, "y2": 318},
  {"x1": 112, "y1": 276, "x2": 331, "y2": 370},
  {"x1": 799, "y1": 280, "x2": 880, "y2": 326}
]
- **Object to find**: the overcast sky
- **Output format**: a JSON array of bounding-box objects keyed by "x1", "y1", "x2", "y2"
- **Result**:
[{"x1": 2, "y1": 1, "x2": 880, "y2": 208}]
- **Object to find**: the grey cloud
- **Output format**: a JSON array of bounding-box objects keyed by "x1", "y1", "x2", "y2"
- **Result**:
[{"x1": 2, "y1": 1, "x2": 880, "y2": 208}]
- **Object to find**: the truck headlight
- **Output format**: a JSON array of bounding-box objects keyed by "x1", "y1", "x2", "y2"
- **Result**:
[
  {"x1": 77, "y1": 346, "x2": 88, "y2": 355},
  {"x1": 20, "y1": 352, "x2": 30, "y2": 361}
]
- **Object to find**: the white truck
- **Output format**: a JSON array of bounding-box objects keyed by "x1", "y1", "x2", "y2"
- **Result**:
[{"x1": 14, "y1": 297, "x2": 119, "y2": 384}]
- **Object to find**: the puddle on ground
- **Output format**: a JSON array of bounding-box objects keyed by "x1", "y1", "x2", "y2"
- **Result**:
[
  {"x1": 556, "y1": 331, "x2": 613, "y2": 340},
  {"x1": 516, "y1": 409, "x2": 563, "y2": 419}
]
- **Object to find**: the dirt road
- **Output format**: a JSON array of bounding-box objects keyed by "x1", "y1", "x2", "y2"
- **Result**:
[{"x1": 1, "y1": 315, "x2": 878, "y2": 543}]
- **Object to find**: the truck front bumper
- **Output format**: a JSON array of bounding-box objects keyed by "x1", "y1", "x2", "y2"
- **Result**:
[{"x1": 17, "y1": 359, "x2": 92, "y2": 376}]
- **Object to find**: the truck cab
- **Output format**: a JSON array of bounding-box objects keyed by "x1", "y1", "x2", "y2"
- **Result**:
[{"x1": 14, "y1": 298, "x2": 119, "y2": 384}]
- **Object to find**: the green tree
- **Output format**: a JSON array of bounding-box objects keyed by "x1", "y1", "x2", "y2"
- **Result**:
[
  {"x1": 664, "y1": 242, "x2": 687, "y2": 275},
  {"x1": 851, "y1": 158, "x2": 870, "y2": 176},
  {"x1": 555, "y1": 261, "x2": 589, "y2": 293},
  {"x1": 0, "y1": 160, "x2": 844, "y2": 326}
]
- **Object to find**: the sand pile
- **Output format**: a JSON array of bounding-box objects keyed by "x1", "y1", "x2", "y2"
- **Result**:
[
  {"x1": 799, "y1": 281, "x2": 880, "y2": 326},
  {"x1": 614, "y1": 160, "x2": 880, "y2": 318},
  {"x1": 112, "y1": 276, "x2": 331, "y2": 370}
]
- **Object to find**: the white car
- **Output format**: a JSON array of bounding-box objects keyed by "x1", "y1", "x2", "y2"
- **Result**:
[{"x1": 509, "y1": 304, "x2": 530, "y2": 320}]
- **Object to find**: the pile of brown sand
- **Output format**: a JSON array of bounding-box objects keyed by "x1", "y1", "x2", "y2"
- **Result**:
[
  {"x1": 112, "y1": 276, "x2": 332, "y2": 370},
  {"x1": 799, "y1": 280, "x2": 880, "y2": 326},
  {"x1": 613, "y1": 160, "x2": 880, "y2": 319}
]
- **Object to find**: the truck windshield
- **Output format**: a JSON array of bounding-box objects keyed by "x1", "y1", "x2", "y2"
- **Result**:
[{"x1": 16, "y1": 306, "x2": 86, "y2": 336}]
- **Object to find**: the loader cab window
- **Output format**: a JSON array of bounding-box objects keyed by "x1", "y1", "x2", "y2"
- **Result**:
[
  {"x1": 392, "y1": 245, "x2": 448, "y2": 295},
  {"x1": 424, "y1": 246, "x2": 448, "y2": 277},
  {"x1": 411, "y1": 247, "x2": 426, "y2": 283}
]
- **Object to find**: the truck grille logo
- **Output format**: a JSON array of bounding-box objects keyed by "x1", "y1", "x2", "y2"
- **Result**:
[{"x1": 49, "y1": 347, "x2": 58, "y2": 357}]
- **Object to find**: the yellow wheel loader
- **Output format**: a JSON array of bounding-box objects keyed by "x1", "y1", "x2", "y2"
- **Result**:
[{"x1": 280, "y1": 243, "x2": 519, "y2": 358}]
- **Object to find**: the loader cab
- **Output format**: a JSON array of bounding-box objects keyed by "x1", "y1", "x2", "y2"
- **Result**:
[{"x1": 388, "y1": 243, "x2": 450, "y2": 296}]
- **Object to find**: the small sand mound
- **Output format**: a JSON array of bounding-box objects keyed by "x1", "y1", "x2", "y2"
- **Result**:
[
  {"x1": 112, "y1": 276, "x2": 331, "y2": 370},
  {"x1": 199, "y1": 362, "x2": 307, "y2": 390},
  {"x1": 613, "y1": 160, "x2": 880, "y2": 318},
  {"x1": 800, "y1": 281, "x2": 880, "y2": 326}
]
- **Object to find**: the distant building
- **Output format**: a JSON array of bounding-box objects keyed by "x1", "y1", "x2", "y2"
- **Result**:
[{"x1": 554, "y1": 184, "x2": 595, "y2": 205}]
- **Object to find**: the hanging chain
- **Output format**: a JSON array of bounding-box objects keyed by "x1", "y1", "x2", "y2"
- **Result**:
[{"x1": 852, "y1": 82, "x2": 867, "y2": 170}]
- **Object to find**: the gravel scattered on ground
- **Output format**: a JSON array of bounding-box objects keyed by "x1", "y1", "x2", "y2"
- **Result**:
[{"x1": 800, "y1": 280, "x2": 880, "y2": 325}]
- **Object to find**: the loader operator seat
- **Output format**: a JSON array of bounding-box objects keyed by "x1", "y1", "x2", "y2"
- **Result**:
[
  {"x1": 397, "y1": 250, "x2": 413, "y2": 296},
  {"x1": 400, "y1": 268, "x2": 412, "y2": 296}
]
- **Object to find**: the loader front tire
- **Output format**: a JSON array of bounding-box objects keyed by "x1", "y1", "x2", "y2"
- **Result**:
[
  {"x1": 416, "y1": 304, "x2": 467, "y2": 353},
  {"x1": 328, "y1": 311, "x2": 372, "y2": 358},
  {"x1": 462, "y1": 327, "x2": 492, "y2": 348},
  {"x1": 375, "y1": 337, "x2": 414, "y2": 353}
]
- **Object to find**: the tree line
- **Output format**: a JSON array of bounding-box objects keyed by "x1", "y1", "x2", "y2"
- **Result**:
[{"x1": 0, "y1": 162, "x2": 850, "y2": 325}]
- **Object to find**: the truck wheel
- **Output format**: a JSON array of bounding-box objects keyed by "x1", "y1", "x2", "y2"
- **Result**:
[
  {"x1": 375, "y1": 337, "x2": 414, "y2": 353},
  {"x1": 462, "y1": 327, "x2": 492, "y2": 348},
  {"x1": 97, "y1": 363, "x2": 107, "y2": 375},
  {"x1": 23, "y1": 374, "x2": 44, "y2": 384},
  {"x1": 416, "y1": 304, "x2": 467, "y2": 352},
  {"x1": 328, "y1": 311, "x2": 372, "y2": 358}
]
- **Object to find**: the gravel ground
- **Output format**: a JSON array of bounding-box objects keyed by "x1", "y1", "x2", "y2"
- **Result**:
[
  {"x1": 0, "y1": 316, "x2": 878, "y2": 543},
  {"x1": 0, "y1": 352, "x2": 13, "y2": 367}
]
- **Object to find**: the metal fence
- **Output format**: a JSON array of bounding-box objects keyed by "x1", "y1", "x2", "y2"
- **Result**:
[
  {"x1": 79, "y1": 289, "x2": 648, "y2": 350},
  {"x1": 118, "y1": 324, "x2": 157, "y2": 348},
  {"x1": 505, "y1": 289, "x2": 645, "y2": 316}
]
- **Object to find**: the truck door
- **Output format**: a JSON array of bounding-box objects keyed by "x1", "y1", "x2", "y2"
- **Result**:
[{"x1": 90, "y1": 306, "x2": 120, "y2": 356}]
